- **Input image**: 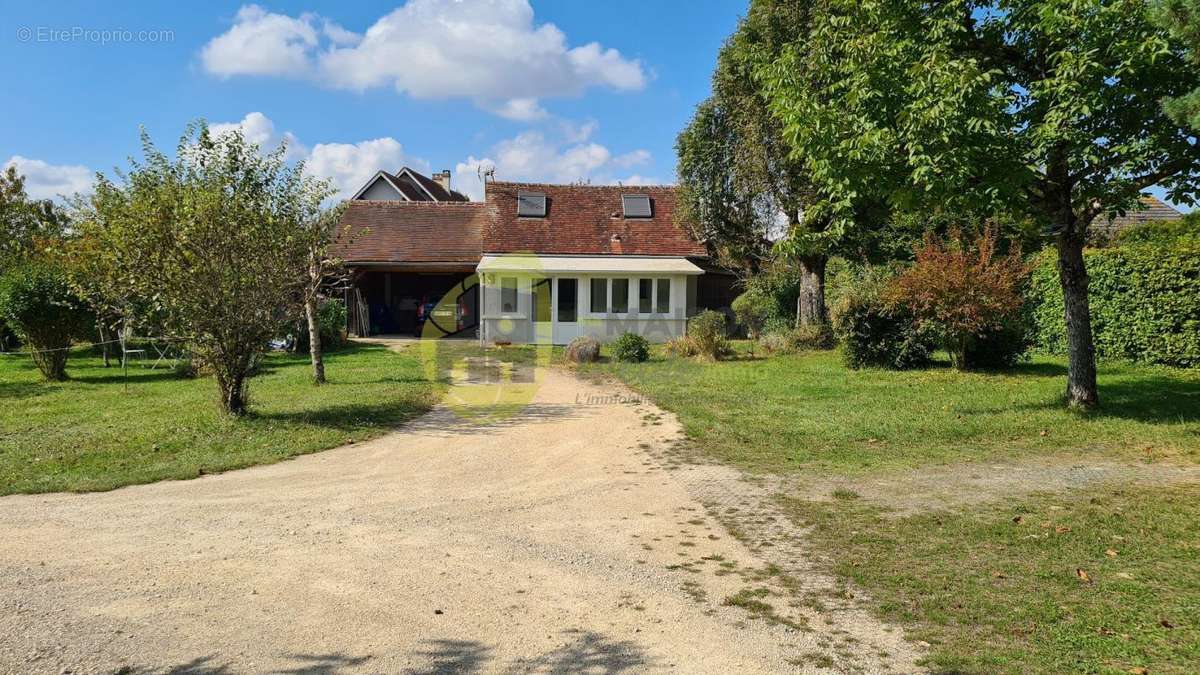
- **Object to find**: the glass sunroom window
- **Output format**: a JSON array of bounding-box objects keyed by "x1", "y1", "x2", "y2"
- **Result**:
[
  {"x1": 612, "y1": 279, "x2": 629, "y2": 313},
  {"x1": 638, "y1": 279, "x2": 653, "y2": 313},
  {"x1": 655, "y1": 278, "x2": 670, "y2": 313},
  {"x1": 590, "y1": 278, "x2": 607, "y2": 313},
  {"x1": 558, "y1": 278, "x2": 577, "y2": 322},
  {"x1": 500, "y1": 277, "x2": 518, "y2": 313}
]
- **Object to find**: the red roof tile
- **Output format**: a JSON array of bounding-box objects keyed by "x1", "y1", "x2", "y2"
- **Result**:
[
  {"x1": 483, "y1": 182, "x2": 706, "y2": 256},
  {"x1": 335, "y1": 201, "x2": 489, "y2": 263},
  {"x1": 335, "y1": 181, "x2": 707, "y2": 264},
  {"x1": 1095, "y1": 196, "x2": 1183, "y2": 235}
]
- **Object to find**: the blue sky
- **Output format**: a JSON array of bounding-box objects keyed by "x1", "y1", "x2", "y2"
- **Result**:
[
  {"x1": 1, "y1": 0, "x2": 744, "y2": 201},
  {"x1": 1, "y1": 0, "x2": 1187, "y2": 212}
]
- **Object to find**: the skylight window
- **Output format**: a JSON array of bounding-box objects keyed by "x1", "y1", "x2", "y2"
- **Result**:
[
  {"x1": 517, "y1": 191, "x2": 546, "y2": 217},
  {"x1": 622, "y1": 194, "x2": 652, "y2": 218}
]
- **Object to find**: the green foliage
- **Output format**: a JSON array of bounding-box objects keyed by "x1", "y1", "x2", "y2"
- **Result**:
[
  {"x1": 0, "y1": 261, "x2": 91, "y2": 380},
  {"x1": 964, "y1": 313, "x2": 1034, "y2": 370},
  {"x1": 611, "y1": 332, "x2": 650, "y2": 363},
  {"x1": 1029, "y1": 242, "x2": 1200, "y2": 367},
  {"x1": 292, "y1": 299, "x2": 347, "y2": 354},
  {"x1": 676, "y1": 0, "x2": 825, "y2": 273},
  {"x1": 564, "y1": 335, "x2": 601, "y2": 364},
  {"x1": 731, "y1": 288, "x2": 774, "y2": 338},
  {"x1": 82, "y1": 122, "x2": 335, "y2": 414},
  {"x1": 687, "y1": 310, "x2": 731, "y2": 360},
  {"x1": 1155, "y1": 0, "x2": 1200, "y2": 129},
  {"x1": 1112, "y1": 213, "x2": 1200, "y2": 246},
  {"x1": 0, "y1": 166, "x2": 68, "y2": 273},
  {"x1": 742, "y1": 263, "x2": 802, "y2": 332},
  {"x1": 832, "y1": 269, "x2": 934, "y2": 370},
  {"x1": 755, "y1": 0, "x2": 1200, "y2": 233}
]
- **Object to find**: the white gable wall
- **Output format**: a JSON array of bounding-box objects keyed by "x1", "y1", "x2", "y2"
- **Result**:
[{"x1": 357, "y1": 177, "x2": 406, "y2": 201}]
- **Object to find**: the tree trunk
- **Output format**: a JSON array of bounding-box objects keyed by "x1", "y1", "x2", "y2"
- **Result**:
[
  {"x1": 1056, "y1": 233, "x2": 1099, "y2": 408},
  {"x1": 98, "y1": 320, "x2": 111, "y2": 368},
  {"x1": 31, "y1": 343, "x2": 68, "y2": 381},
  {"x1": 216, "y1": 367, "x2": 249, "y2": 416},
  {"x1": 305, "y1": 296, "x2": 326, "y2": 385},
  {"x1": 795, "y1": 255, "x2": 828, "y2": 328}
]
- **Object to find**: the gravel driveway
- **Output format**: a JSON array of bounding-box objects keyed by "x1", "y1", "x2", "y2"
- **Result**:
[{"x1": 0, "y1": 356, "x2": 918, "y2": 674}]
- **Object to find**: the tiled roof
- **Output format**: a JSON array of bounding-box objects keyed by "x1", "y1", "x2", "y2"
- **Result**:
[
  {"x1": 385, "y1": 173, "x2": 425, "y2": 201},
  {"x1": 336, "y1": 181, "x2": 707, "y2": 264},
  {"x1": 401, "y1": 168, "x2": 469, "y2": 202},
  {"x1": 335, "y1": 201, "x2": 489, "y2": 263},
  {"x1": 1095, "y1": 196, "x2": 1183, "y2": 235},
  {"x1": 483, "y1": 182, "x2": 707, "y2": 256}
]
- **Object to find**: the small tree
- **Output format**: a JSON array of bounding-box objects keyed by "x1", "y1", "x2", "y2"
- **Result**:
[
  {"x1": 889, "y1": 228, "x2": 1028, "y2": 370},
  {"x1": 731, "y1": 288, "x2": 773, "y2": 339},
  {"x1": 85, "y1": 123, "x2": 332, "y2": 414},
  {"x1": 0, "y1": 261, "x2": 91, "y2": 380},
  {"x1": 296, "y1": 204, "x2": 349, "y2": 384}
]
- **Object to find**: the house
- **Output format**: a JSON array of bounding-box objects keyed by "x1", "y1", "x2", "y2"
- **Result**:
[
  {"x1": 1091, "y1": 195, "x2": 1184, "y2": 242},
  {"x1": 335, "y1": 168, "x2": 735, "y2": 344}
]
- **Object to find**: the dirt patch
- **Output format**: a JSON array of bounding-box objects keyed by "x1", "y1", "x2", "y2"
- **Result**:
[{"x1": 795, "y1": 455, "x2": 1200, "y2": 516}]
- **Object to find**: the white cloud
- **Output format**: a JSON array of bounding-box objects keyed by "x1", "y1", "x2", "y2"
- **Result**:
[
  {"x1": 208, "y1": 112, "x2": 307, "y2": 160},
  {"x1": 612, "y1": 149, "x2": 651, "y2": 169},
  {"x1": 453, "y1": 123, "x2": 652, "y2": 201},
  {"x1": 201, "y1": 5, "x2": 320, "y2": 78},
  {"x1": 201, "y1": 1, "x2": 647, "y2": 118},
  {"x1": 3, "y1": 156, "x2": 93, "y2": 200},
  {"x1": 208, "y1": 112, "x2": 424, "y2": 199},
  {"x1": 484, "y1": 98, "x2": 549, "y2": 122},
  {"x1": 307, "y1": 138, "x2": 426, "y2": 199}
]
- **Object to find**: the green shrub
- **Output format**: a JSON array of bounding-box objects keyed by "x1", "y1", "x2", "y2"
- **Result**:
[
  {"x1": 0, "y1": 262, "x2": 91, "y2": 380},
  {"x1": 1112, "y1": 215, "x2": 1200, "y2": 247},
  {"x1": 731, "y1": 289, "x2": 773, "y2": 338},
  {"x1": 1029, "y1": 242, "x2": 1200, "y2": 368},
  {"x1": 742, "y1": 263, "x2": 801, "y2": 330},
  {"x1": 832, "y1": 270, "x2": 934, "y2": 370},
  {"x1": 964, "y1": 312, "x2": 1033, "y2": 369},
  {"x1": 688, "y1": 310, "x2": 730, "y2": 360},
  {"x1": 292, "y1": 298, "x2": 347, "y2": 354},
  {"x1": 611, "y1": 332, "x2": 650, "y2": 363},
  {"x1": 565, "y1": 335, "x2": 600, "y2": 363}
]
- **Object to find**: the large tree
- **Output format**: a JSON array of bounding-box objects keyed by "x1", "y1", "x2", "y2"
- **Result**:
[
  {"x1": 1155, "y1": 0, "x2": 1200, "y2": 128},
  {"x1": 677, "y1": 0, "x2": 838, "y2": 327},
  {"x1": 756, "y1": 0, "x2": 1200, "y2": 407},
  {"x1": 84, "y1": 123, "x2": 333, "y2": 414}
]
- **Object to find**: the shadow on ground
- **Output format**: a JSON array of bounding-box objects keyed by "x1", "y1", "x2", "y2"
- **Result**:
[
  {"x1": 405, "y1": 631, "x2": 653, "y2": 674},
  {"x1": 116, "y1": 651, "x2": 372, "y2": 675}
]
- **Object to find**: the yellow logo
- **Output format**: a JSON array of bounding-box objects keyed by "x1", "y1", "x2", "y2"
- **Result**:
[{"x1": 418, "y1": 254, "x2": 552, "y2": 424}]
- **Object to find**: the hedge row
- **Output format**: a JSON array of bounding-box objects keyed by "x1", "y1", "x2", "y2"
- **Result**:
[{"x1": 1029, "y1": 242, "x2": 1200, "y2": 367}]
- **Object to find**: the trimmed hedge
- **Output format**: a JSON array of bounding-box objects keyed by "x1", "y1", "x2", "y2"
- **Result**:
[{"x1": 1029, "y1": 242, "x2": 1200, "y2": 367}]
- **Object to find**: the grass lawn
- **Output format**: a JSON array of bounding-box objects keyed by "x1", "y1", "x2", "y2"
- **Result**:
[
  {"x1": 787, "y1": 485, "x2": 1200, "y2": 674},
  {"x1": 586, "y1": 348, "x2": 1200, "y2": 474},
  {"x1": 587, "y1": 346, "x2": 1200, "y2": 673},
  {"x1": 0, "y1": 342, "x2": 443, "y2": 495}
]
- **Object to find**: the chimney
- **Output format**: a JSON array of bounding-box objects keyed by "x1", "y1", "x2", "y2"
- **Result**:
[{"x1": 432, "y1": 169, "x2": 452, "y2": 193}]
